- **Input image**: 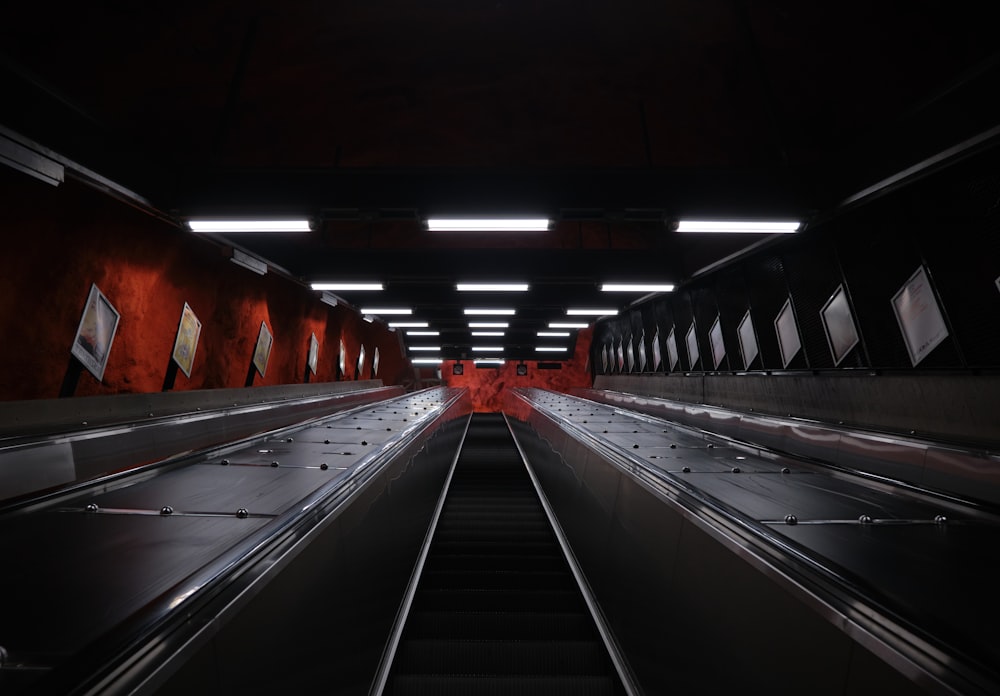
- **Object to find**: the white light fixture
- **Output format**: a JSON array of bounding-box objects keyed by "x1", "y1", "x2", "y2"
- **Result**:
[
  {"x1": 409, "y1": 346, "x2": 441, "y2": 351},
  {"x1": 549, "y1": 322, "x2": 588, "y2": 329},
  {"x1": 230, "y1": 248, "x2": 267, "y2": 276},
  {"x1": 537, "y1": 331, "x2": 570, "y2": 337},
  {"x1": 311, "y1": 282, "x2": 384, "y2": 291},
  {"x1": 407, "y1": 331, "x2": 439, "y2": 336},
  {"x1": 412, "y1": 357, "x2": 444, "y2": 365},
  {"x1": 188, "y1": 219, "x2": 311, "y2": 233},
  {"x1": 474, "y1": 358, "x2": 506, "y2": 365},
  {"x1": 601, "y1": 283, "x2": 675, "y2": 292},
  {"x1": 676, "y1": 220, "x2": 800, "y2": 234},
  {"x1": 472, "y1": 346, "x2": 504, "y2": 352},
  {"x1": 427, "y1": 219, "x2": 550, "y2": 232},
  {"x1": 360, "y1": 307, "x2": 412, "y2": 315},
  {"x1": 456, "y1": 283, "x2": 529, "y2": 292},
  {"x1": 389, "y1": 322, "x2": 429, "y2": 328},
  {"x1": 567, "y1": 308, "x2": 618, "y2": 316},
  {"x1": 469, "y1": 322, "x2": 509, "y2": 328},
  {"x1": 463, "y1": 308, "x2": 516, "y2": 315},
  {"x1": 471, "y1": 331, "x2": 505, "y2": 337},
  {"x1": 536, "y1": 346, "x2": 568, "y2": 352}
]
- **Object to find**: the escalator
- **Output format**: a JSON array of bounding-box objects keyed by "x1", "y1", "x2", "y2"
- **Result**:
[{"x1": 383, "y1": 413, "x2": 626, "y2": 696}]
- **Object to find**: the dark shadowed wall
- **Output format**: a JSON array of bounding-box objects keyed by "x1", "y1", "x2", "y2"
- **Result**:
[{"x1": 0, "y1": 168, "x2": 406, "y2": 400}]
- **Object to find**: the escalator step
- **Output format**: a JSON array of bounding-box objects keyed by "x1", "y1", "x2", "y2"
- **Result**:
[
  {"x1": 392, "y1": 639, "x2": 612, "y2": 675},
  {"x1": 426, "y1": 554, "x2": 568, "y2": 573},
  {"x1": 388, "y1": 674, "x2": 620, "y2": 696},
  {"x1": 415, "y1": 588, "x2": 583, "y2": 612},
  {"x1": 420, "y1": 569, "x2": 574, "y2": 591},
  {"x1": 404, "y1": 611, "x2": 599, "y2": 640}
]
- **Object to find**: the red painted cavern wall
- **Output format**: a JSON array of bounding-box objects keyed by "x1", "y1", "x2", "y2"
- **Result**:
[
  {"x1": 0, "y1": 168, "x2": 407, "y2": 401},
  {"x1": 441, "y1": 327, "x2": 594, "y2": 411}
]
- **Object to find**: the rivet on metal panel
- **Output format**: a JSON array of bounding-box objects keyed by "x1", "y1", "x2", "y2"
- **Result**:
[
  {"x1": 160, "y1": 506, "x2": 174, "y2": 515},
  {"x1": 781, "y1": 467, "x2": 791, "y2": 474},
  {"x1": 236, "y1": 508, "x2": 249, "y2": 519},
  {"x1": 325, "y1": 440, "x2": 330, "y2": 444},
  {"x1": 859, "y1": 514, "x2": 873, "y2": 524},
  {"x1": 707, "y1": 444, "x2": 714, "y2": 449},
  {"x1": 85, "y1": 503, "x2": 99, "y2": 513},
  {"x1": 287, "y1": 437, "x2": 294, "y2": 442},
  {"x1": 784, "y1": 514, "x2": 797, "y2": 525},
  {"x1": 320, "y1": 463, "x2": 329, "y2": 470},
  {"x1": 681, "y1": 466, "x2": 691, "y2": 473},
  {"x1": 271, "y1": 461, "x2": 279, "y2": 467},
  {"x1": 670, "y1": 444, "x2": 676, "y2": 449},
  {"x1": 361, "y1": 440, "x2": 368, "y2": 446},
  {"x1": 732, "y1": 467, "x2": 741, "y2": 473},
  {"x1": 633, "y1": 444, "x2": 639, "y2": 449},
  {"x1": 221, "y1": 459, "x2": 230, "y2": 465}
]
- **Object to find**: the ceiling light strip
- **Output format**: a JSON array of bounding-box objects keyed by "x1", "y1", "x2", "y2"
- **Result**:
[
  {"x1": 188, "y1": 220, "x2": 311, "y2": 233},
  {"x1": 427, "y1": 219, "x2": 549, "y2": 232},
  {"x1": 601, "y1": 283, "x2": 675, "y2": 292},
  {"x1": 566, "y1": 308, "x2": 618, "y2": 316},
  {"x1": 311, "y1": 282, "x2": 384, "y2": 291},
  {"x1": 675, "y1": 220, "x2": 800, "y2": 234},
  {"x1": 456, "y1": 283, "x2": 529, "y2": 292}
]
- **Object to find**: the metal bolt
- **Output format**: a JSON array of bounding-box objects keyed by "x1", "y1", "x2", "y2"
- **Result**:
[
  {"x1": 85, "y1": 503, "x2": 99, "y2": 513},
  {"x1": 707, "y1": 443, "x2": 714, "y2": 449},
  {"x1": 361, "y1": 441, "x2": 368, "y2": 446},
  {"x1": 221, "y1": 459, "x2": 230, "y2": 466},
  {"x1": 633, "y1": 444, "x2": 639, "y2": 449},
  {"x1": 287, "y1": 437, "x2": 294, "y2": 443},
  {"x1": 160, "y1": 506, "x2": 174, "y2": 515},
  {"x1": 858, "y1": 514, "x2": 873, "y2": 524},
  {"x1": 784, "y1": 514, "x2": 798, "y2": 525},
  {"x1": 271, "y1": 461, "x2": 279, "y2": 467},
  {"x1": 325, "y1": 440, "x2": 330, "y2": 444},
  {"x1": 681, "y1": 466, "x2": 691, "y2": 473},
  {"x1": 934, "y1": 515, "x2": 948, "y2": 525},
  {"x1": 781, "y1": 467, "x2": 790, "y2": 474},
  {"x1": 670, "y1": 444, "x2": 677, "y2": 449},
  {"x1": 320, "y1": 463, "x2": 329, "y2": 470},
  {"x1": 236, "y1": 508, "x2": 249, "y2": 519},
  {"x1": 732, "y1": 467, "x2": 741, "y2": 473}
]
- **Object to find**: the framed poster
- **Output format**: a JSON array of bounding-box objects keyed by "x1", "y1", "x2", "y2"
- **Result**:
[
  {"x1": 626, "y1": 335, "x2": 635, "y2": 373},
  {"x1": 651, "y1": 327, "x2": 662, "y2": 371},
  {"x1": 737, "y1": 310, "x2": 759, "y2": 370},
  {"x1": 71, "y1": 283, "x2": 121, "y2": 381},
  {"x1": 665, "y1": 326, "x2": 679, "y2": 372},
  {"x1": 252, "y1": 321, "x2": 273, "y2": 376},
  {"x1": 685, "y1": 322, "x2": 700, "y2": 370},
  {"x1": 338, "y1": 338, "x2": 347, "y2": 377},
  {"x1": 709, "y1": 315, "x2": 725, "y2": 369},
  {"x1": 891, "y1": 266, "x2": 949, "y2": 366},
  {"x1": 356, "y1": 344, "x2": 366, "y2": 379},
  {"x1": 638, "y1": 331, "x2": 647, "y2": 372},
  {"x1": 172, "y1": 302, "x2": 202, "y2": 378},
  {"x1": 373, "y1": 346, "x2": 380, "y2": 376},
  {"x1": 774, "y1": 297, "x2": 801, "y2": 368},
  {"x1": 821, "y1": 285, "x2": 859, "y2": 366},
  {"x1": 307, "y1": 332, "x2": 319, "y2": 375}
]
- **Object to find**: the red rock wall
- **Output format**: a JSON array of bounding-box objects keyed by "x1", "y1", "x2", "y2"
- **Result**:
[
  {"x1": 0, "y1": 168, "x2": 406, "y2": 400},
  {"x1": 443, "y1": 328, "x2": 594, "y2": 411}
]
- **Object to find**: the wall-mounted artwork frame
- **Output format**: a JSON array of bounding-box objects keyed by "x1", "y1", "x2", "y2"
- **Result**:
[
  {"x1": 685, "y1": 322, "x2": 700, "y2": 370},
  {"x1": 356, "y1": 344, "x2": 366, "y2": 379},
  {"x1": 626, "y1": 335, "x2": 635, "y2": 373},
  {"x1": 651, "y1": 327, "x2": 662, "y2": 371},
  {"x1": 171, "y1": 302, "x2": 202, "y2": 378},
  {"x1": 820, "y1": 284, "x2": 859, "y2": 366},
  {"x1": 774, "y1": 297, "x2": 801, "y2": 369},
  {"x1": 709, "y1": 315, "x2": 725, "y2": 369},
  {"x1": 665, "y1": 326, "x2": 679, "y2": 371},
  {"x1": 737, "y1": 310, "x2": 759, "y2": 370},
  {"x1": 891, "y1": 266, "x2": 949, "y2": 366},
  {"x1": 252, "y1": 321, "x2": 273, "y2": 377},
  {"x1": 338, "y1": 338, "x2": 347, "y2": 377},
  {"x1": 373, "y1": 346, "x2": 380, "y2": 376},
  {"x1": 638, "y1": 331, "x2": 647, "y2": 372},
  {"x1": 71, "y1": 283, "x2": 120, "y2": 382},
  {"x1": 307, "y1": 333, "x2": 319, "y2": 375}
]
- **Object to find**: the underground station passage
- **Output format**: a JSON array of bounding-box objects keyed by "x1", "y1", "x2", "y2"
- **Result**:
[{"x1": 2, "y1": 4, "x2": 1000, "y2": 695}]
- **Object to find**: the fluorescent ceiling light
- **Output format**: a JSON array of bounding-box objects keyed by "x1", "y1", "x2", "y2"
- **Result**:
[
  {"x1": 549, "y1": 322, "x2": 588, "y2": 329},
  {"x1": 567, "y1": 308, "x2": 618, "y2": 316},
  {"x1": 389, "y1": 322, "x2": 429, "y2": 328},
  {"x1": 537, "y1": 331, "x2": 570, "y2": 337},
  {"x1": 188, "y1": 219, "x2": 311, "y2": 233},
  {"x1": 472, "y1": 346, "x2": 504, "y2": 352},
  {"x1": 601, "y1": 283, "x2": 675, "y2": 293},
  {"x1": 427, "y1": 219, "x2": 550, "y2": 232},
  {"x1": 676, "y1": 220, "x2": 800, "y2": 234},
  {"x1": 360, "y1": 307, "x2": 412, "y2": 315},
  {"x1": 409, "y1": 346, "x2": 441, "y2": 351},
  {"x1": 463, "y1": 308, "x2": 516, "y2": 315},
  {"x1": 471, "y1": 331, "x2": 504, "y2": 337},
  {"x1": 469, "y1": 322, "x2": 509, "y2": 328},
  {"x1": 474, "y1": 359, "x2": 506, "y2": 365},
  {"x1": 456, "y1": 283, "x2": 529, "y2": 292},
  {"x1": 406, "y1": 331, "x2": 439, "y2": 336},
  {"x1": 536, "y1": 346, "x2": 568, "y2": 352},
  {"x1": 412, "y1": 358, "x2": 443, "y2": 365},
  {"x1": 311, "y1": 282, "x2": 383, "y2": 291}
]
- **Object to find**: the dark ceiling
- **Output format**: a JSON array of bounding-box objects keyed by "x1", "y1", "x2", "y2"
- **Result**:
[{"x1": 2, "y1": 1, "x2": 998, "y2": 361}]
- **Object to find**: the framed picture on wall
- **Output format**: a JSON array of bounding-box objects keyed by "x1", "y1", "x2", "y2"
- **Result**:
[
  {"x1": 737, "y1": 310, "x2": 759, "y2": 370},
  {"x1": 685, "y1": 322, "x2": 700, "y2": 370},
  {"x1": 356, "y1": 344, "x2": 366, "y2": 379},
  {"x1": 338, "y1": 338, "x2": 347, "y2": 378},
  {"x1": 307, "y1": 333, "x2": 319, "y2": 375},
  {"x1": 252, "y1": 321, "x2": 273, "y2": 377},
  {"x1": 373, "y1": 346, "x2": 380, "y2": 376},
  {"x1": 652, "y1": 327, "x2": 662, "y2": 371},
  {"x1": 709, "y1": 315, "x2": 725, "y2": 370},
  {"x1": 820, "y1": 284, "x2": 860, "y2": 366},
  {"x1": 891, "y1": 266, "x2": 949, "y2": 366},
  {"x1": 774, "y1": 297, "x2": 801, "y2": 368},
  {"x1": 71, "y1": 283, "x2": 121, "y2": 381},
  {"x1": 666, "y1": 326, "x2": 679, "y2": 372},
  {"x1": 171, "y1": 302, "x2": 202, "y2": 378}
]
